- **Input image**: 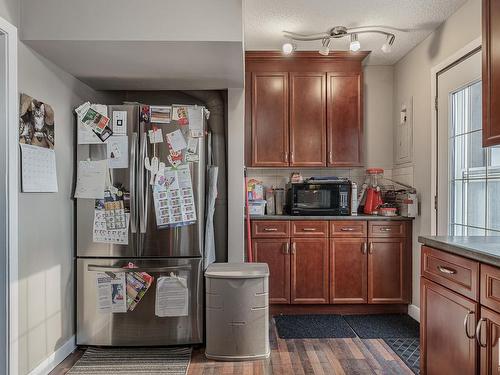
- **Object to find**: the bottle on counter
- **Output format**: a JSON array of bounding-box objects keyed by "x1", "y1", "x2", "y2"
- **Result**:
[
  {"x1": 266, "y1": 187, "x2": 275, "y2": 215},
  {"x1": 275, "y1": 188, "x2": 285, "y2": 215}
]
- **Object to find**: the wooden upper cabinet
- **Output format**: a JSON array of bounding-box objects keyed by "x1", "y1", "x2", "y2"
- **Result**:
[
  {"x1": 327, "y1": 73, "x2": 363, "y2": 166},
  {"x1": 251, "y1": 72, "x2": 289, "y2": 166},
  {"x1": 289, "y1": 72, "x2": 327, "y2": 166},
  {"x1": 483, "y1": 0, "x2": 500, "y2": 146}
]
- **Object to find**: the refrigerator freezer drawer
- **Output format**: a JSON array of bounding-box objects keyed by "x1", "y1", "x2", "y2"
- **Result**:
[{"x1": 76, "y1": 258, "x2": 203, "y2": 346}]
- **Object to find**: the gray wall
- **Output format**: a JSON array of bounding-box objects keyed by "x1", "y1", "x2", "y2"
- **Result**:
[
  {"x1": 0, "y1": 2, "x2": 117, "y2": 373},
  {"x1": 393, "y1": 0, "x2": 481, "y2": 309}
]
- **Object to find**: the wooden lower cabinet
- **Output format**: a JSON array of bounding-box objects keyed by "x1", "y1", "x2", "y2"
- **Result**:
[
  {"x1": 479, "y1": 307, "x2": 500, "y2": 375},
  {"x1": 291, "y1": 238, "x2": 329, "y2": 304},
  {"x1": 330, "y1": 238, "x2": 367, "y2": 304},
  {"x1": 252, "y1": 238, "x2": 290, "y2": 304},
  {"x1": 368, "y1": 237, "x2": 408, "y2": 303},
  {"x1": 421, "y1": 278, "x2": 478, "y2": 375}
]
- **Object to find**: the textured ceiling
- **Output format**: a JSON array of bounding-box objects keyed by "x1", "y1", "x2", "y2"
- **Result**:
[{"x1": 244, "y1": 0, "x2": 468, "y2": 65}]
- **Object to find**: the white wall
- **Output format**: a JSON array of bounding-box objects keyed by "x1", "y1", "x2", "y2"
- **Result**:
[
  {"x1": 20, "y1": 0, "x2": 242, "y2": 42},
  {"x1": 364, "y1": 66, "x2": 394, "y2": 169},
  {"x1": 393, "y1": 0, "x2": 481, "y2": 308}
]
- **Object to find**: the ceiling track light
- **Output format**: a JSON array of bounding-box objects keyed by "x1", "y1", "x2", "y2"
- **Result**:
[{"x1": 282, "y1": 26, "x2": 396, "y2": 55}]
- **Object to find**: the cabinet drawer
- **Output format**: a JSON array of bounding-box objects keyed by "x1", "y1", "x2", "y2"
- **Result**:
[
  {"x1": 252, "y1": 220, "x2": 290, "y2": 238},
  {"x1": 291, "y1": 221, "x2": 328, "y2": 237},
  {"x1": 330, "y1": 221, "x2": 367, "y2": 237},
  {"x1": 421, "y1": 246, "x2": 479, "y2": 301},
  {"x1": 369, "y1": 221, "x2": 406, "y2": 237},
  {"x1": 480, "y1": 263, "x2": 500, "y2": 312}
]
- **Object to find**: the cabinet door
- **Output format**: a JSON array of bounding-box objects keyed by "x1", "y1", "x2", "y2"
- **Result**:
[
  {"x1": 327, "y1": 73, "x2": 363, "y2": 167},
  {"x1": 368, "y1": 238, "x2": 408, "y2": 303},
  {"x1": 251, "y1": 72, "x2": 289, "y2": 166},
  {"x1": 289, "y1": 72, "x2": 326, "y2": 166},
  {"x1": 483, "y1": 0, "x2": 500, "y2": 146},
  {"x1": 479, "y1": 307, "x2": 500, "y2": 375},
  {"x1": 330, "y1": 238, "x2": 367, "y2": 304},
  {"x1": 291, "y1": 238, "x2": 329, "y2": 304},
  {"x1": 252, "y1": 238, "x2": 290, "y2": 304},
  {"x1": 421, "y1": 278, "x2": 478, "y2": 375}
]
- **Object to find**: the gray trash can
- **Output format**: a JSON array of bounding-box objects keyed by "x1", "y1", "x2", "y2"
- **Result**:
[{"x1": 205, "y1": 263, "x2": 270, "y2": 361}]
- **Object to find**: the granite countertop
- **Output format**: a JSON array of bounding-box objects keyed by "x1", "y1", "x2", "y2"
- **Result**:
[
  {"x1": 250, "y1": 215, "x2": 414, "y2": 221},
  {"x1": 419, "y1": 235, "x2": 500, "y2": 267}
]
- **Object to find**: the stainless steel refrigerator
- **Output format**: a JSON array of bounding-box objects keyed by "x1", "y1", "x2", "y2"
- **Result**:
[{"x1": 76, "y1": 104, "x2": 206, "y2": 346}]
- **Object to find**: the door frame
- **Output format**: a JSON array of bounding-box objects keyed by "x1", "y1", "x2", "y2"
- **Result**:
[
  {"x1": 430, "y1": 36, "x2": 482, "y2": 235},
  {"x1": 0, "y1": 15, "x2": 18, "y2": 375}
]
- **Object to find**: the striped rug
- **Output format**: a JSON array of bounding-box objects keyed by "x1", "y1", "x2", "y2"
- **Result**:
[{"x1": 67, "y1": 347, "x2": 192, "y2": 375}]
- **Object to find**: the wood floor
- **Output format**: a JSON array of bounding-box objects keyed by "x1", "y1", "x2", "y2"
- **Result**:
[{"x1": 50, "y1": 319, "x2": 414, "y2": 375}]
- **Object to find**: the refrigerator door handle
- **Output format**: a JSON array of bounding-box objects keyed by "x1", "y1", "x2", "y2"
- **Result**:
[
  {"x1": 87, "y1": 265, "x2": 192, "y2": 273},
  {"x1": 129, "y1": 132, "x2": 138, "y2": 233},
  {"x1": 139, "y1": 133, "x2": 147, "y2": 234}
]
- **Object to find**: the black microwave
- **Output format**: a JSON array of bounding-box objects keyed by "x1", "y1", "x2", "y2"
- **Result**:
[{"x1": 286, "y1": 180, "x2": 351, "y2": 216}]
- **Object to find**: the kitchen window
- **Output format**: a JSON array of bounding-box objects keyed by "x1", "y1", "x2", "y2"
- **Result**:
[{"x1": 449, "y1": 80, "x2": 500, "y2": 235}]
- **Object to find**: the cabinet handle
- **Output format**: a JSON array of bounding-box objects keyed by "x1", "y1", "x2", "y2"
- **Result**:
[
  {"x1": 292, "y1": 242, "x2": 296, "y2": 254},
  {"x1": 437, "y1": 265, "x2": 457, "y2": 275},
  {"x1": 463, "y1": 311, "x2": 475, "y2": 339},
  {"x1": 329, "y1": 151, "x2": 333, "y2": 164},
  {"x1": 290, "y1": 151, "x2": 295, "y2": 164},
  {"x1": 362, "y1": 242, "x2": 367, "y2": 254},
  {"x1": 368, "y1": 242, "x2": 373, "y2": 254},
  {"x1": 284, "y1": 152, "x2": 288, "y2": 163},
  {"x1": 476, "y1": 318, "x2": 487, "y2": 348},
  {"x1": 283, "y1": 242, "x2": 289, "y2": 254},
  {"x1": 379, "y1": 227, "x2": 392, "y2": 232},
  {"x1": 302, "y1": 228, "x2": 317, "y2": 232},
  {"x1": 340, "y1": 227, "x2": 355, "y2": 232},
  {"x1": 264, "y1": 228, "x2": 278, "y2": 232}
]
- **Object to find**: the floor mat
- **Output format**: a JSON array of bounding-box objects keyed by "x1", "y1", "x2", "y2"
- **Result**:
[
  {"x1": 67, "y1": 347, "x2": 191, "y2": 375},
  {"x1": 274, "y1": 314, "x2": 356, "y2": 339},
  {"x1": 384, "y1": 338, "x2": 420, "y2": 375},
  {"x1": 343, "y1": 314, "x2": 420, "y2": 339}
]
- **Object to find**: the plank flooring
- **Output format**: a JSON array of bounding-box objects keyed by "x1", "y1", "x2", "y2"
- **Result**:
[{"x1": 50, "y1": 319, "x2": 414, "y2": 375}]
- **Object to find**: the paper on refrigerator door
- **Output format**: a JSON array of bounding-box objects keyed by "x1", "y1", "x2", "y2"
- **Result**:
[
  {"x1": 92, "y1": 210, "x2": 129, "y2": 244},
  {"x1": 106, "y1": 136, "x2": 128, "y2": 169},
  {"x1": 155, "y1": 276, "x2": 189, "y2": 317},
  {"x1": 188, "y1": 107, "x2": 204, "y2": 137},
  {"x1": 112, "y1": 111, "x2": 127, "y2": 135},
  {"x1": 111, "y1": 272, "x2": 127, "y2": 313},
  {"x1": 96, "y1": 272, "x2": 112, "y2": 313},
  {"x1": 78, "y1": 104, "x2": 108, "y2": 144},
  {"x1": 74, "y1": 160, "x2": 107, "y2": 199},
  {"x1": 152, "y1": 165, "x2": 196, "y2": 228}
]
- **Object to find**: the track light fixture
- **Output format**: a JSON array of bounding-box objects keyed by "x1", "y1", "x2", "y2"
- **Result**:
[{"x1": 282, "y1": 26, "x2": 396, "y2": 55}]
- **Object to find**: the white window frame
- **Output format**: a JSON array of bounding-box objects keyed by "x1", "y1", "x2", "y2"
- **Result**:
[{"x1": 430, "y1": 37, "x2": 482, "y2": 235}]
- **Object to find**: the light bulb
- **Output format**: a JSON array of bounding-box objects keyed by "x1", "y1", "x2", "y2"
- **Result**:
[
  {"x1": 282, "y1": 42, "x2": 294, "y2": 55},
  {"x1": 349, "y1": 34, "x2": 361, "y2": 52},
  {"x1": 318, "y1": 38, "x2": 330, "y2": 56},
  {"x1": 381, "y1": 35, "x2": 395, "y2": 53}
]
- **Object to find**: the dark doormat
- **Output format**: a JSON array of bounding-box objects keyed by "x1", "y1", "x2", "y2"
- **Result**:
[
  {"x1": 274, "y1": 314, "x2": 356, "y2": 339},
  {"x1": 384, "y1": 338, "x2": 420, "y2": 375},
  {"x1": 343, "y1": 314, "x2": 420, "y2": 339}
]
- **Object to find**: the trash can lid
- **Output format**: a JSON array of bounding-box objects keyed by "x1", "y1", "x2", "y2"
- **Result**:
[{"x1": 205, "y1": 263, "x2": 269, "y2": 279}]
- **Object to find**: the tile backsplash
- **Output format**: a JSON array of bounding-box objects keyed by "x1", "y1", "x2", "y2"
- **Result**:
[{"x1": 246, "y1": 167, "x2": 396, "y2": 191}]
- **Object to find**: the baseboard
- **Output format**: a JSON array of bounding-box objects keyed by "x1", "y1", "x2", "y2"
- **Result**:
[
  {"x1": 28, "y1": 335, "x2": 75, "y2": 375},
  {"x1": 408, "y1": 304, "x2": 420, "y2": 322}
]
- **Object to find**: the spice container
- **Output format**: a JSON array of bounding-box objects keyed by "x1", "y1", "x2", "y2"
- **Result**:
[
  {"x1": 266, "y1": 188, "x2": 275, "y2": 215},
  {"x1": 274, "y1": 188, "x2": 285, "y2": 215}
]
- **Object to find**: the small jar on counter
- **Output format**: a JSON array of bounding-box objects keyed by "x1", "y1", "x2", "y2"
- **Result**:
[
  {"x1": 265, "y1": 188, "x2": 275, "y2": 215},
  {"x1": 274, "y1": 188, "x2": 285, "y2": 215}
]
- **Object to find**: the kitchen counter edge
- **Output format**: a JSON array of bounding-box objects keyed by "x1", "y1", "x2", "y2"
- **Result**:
[
  {"x1": 250, "y1": 215, "x2": 414, "y2": 221},
  {"x1": 418, "y1": 235, "x2": 500, "y2": 267}
]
